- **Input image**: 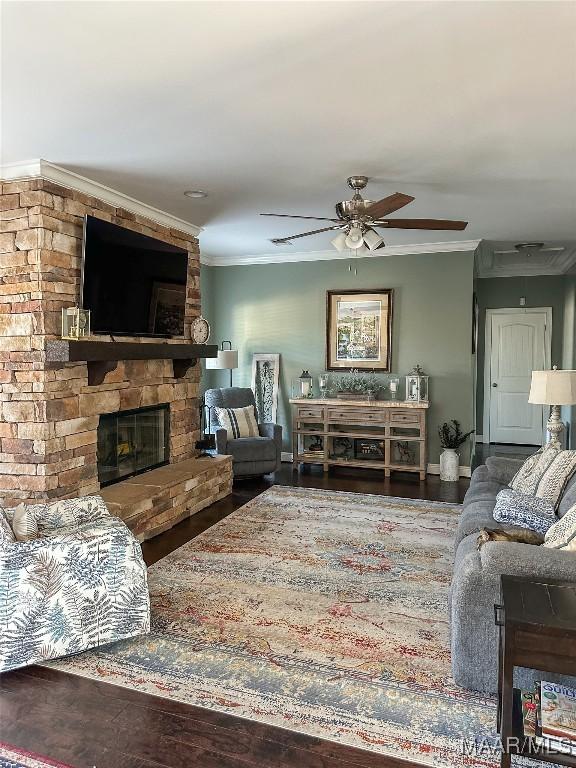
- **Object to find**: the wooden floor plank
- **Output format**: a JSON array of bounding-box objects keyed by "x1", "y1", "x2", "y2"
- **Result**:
[{"x1": 0, "y1": 465, "x2": 468, "y2": 768}]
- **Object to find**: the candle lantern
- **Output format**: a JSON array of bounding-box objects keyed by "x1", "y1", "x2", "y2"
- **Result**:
[
  {"x1": 299, "y1": 370, "x2": 313, "y2": 398},
  {"x1": 388, "y1": 377, "x2": 400, "y2": 400},
  {"x1": 61, "y1": 306, "x2": 90, "y2": 340},
  {"x1": 405, "y1": 365, "x2": 429, "y2": 403},
  {"x1": 318, "y1": 374, "x2": 329, "y2": 398}
]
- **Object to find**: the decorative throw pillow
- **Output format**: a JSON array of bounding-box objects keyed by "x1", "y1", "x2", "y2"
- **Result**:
[
  {"x1": 216, "y1": 405, "x2": 259, "y2": 440},
  {"x1": 509, "y1": 444, "x2": 559, "y2": 496},
  {"x1": 11, "y1": 503, "x2": 39, "y2": 541},
  {"x1": 493, "y1": 488, "x2": 557, "y2": 535},
  {"x1": 532, "y1": 450, "x2": 576, "y2": 511},
  {"x1": 0, "y1": 511, "x2": 15, "y2": 548},
  {"x1": 544, "y1": 503, "x2": 576, "y2": 551}
]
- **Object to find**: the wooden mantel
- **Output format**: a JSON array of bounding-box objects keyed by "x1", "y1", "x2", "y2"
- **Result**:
[{"x1": 45, "y1": 340, "x2": 218, "y2": 385}]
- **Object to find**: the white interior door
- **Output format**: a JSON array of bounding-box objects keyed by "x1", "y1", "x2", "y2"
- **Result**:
[{"x1": 486, "y1": 309, "x2": 550, "y2": 444}]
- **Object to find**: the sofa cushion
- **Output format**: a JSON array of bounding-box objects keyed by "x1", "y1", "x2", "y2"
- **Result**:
[
  {"x1": 509, "y1": 444, "x2": 558, "y2": 495},
  {"x1": 455, "y1": 500, "x2": 498, "y2": 548},
  {"x1": 493, "y1": 488, "x2": 557, "y2": 535},
  {"x1": 464, "y1": 479, "x2": 507, "y2": 505},
  {"x1": 544, "y1": 503, "x2": 576, "y2": 551},
  {"x1": 227, "y1": 436, "x2": 276, "y2": 463},
  {"x1": 485, "y1": 456, "x2": 524, "y2": 485}
]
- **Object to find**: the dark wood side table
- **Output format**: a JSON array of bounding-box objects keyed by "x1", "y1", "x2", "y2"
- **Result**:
[{"x1": 496, "y1": 575, "x2": 576, "y2": 768}]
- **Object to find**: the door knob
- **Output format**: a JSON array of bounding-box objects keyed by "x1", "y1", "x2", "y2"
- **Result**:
[{"x1": 492, "y1": 383, "x2": 498, "y2": 387}]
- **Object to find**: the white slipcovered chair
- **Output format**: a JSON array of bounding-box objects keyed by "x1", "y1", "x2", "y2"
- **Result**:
[{"x1": 0, "y1": 495, "x2": 150, "y2": 673}]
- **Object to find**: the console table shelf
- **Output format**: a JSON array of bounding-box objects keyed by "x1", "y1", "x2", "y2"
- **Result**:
[
  {"x1": 289, "y1": 397, "x2": 429, "y2": 479},
  {"x1": 46, "y1": 340, "x2": 217, "y2": 385}
]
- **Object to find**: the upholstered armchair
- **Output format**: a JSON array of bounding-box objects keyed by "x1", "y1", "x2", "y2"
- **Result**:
[
  {"x1": 204, "y1": 387, "x2": 282, "y2": 477},
  {"x1": 0, "y1": 495, "x2": 150, "y2": 672}
]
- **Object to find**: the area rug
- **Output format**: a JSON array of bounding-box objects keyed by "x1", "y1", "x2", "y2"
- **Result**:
[
  {"x1": 0, "y1": 743, "x2": 73, "y2": 768},
  {"x1": 47, "y1": 486, "x2": 498, "y2": 767}
]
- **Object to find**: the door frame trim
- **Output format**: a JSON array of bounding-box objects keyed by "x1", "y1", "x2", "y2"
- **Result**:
[{"x1": 482, "y1": 307, "x2": 552, "y2": 444}]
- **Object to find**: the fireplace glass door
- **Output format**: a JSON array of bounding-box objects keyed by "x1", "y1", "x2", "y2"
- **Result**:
[{"x1": 97, "y1": 405, "x2": 169, "y2": 486}]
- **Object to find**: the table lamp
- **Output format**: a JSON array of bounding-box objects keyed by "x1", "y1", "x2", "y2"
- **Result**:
[
  {"x1": 205, "y1": 340, "x2": 239, "y2": 387},
  {"x1": 528, "y1": 367, "x2": 576, "y2": 448}
]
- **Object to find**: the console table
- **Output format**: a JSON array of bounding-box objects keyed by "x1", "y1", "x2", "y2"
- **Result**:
[{"x1": 289, "y1": 398, "x2": 429, "y2": 479}]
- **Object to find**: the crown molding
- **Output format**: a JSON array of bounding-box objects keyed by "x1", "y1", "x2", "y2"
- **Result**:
[
  {"x1": 0, "y1": 159, "x2": 203, "y2": 238},
  {"x1": 201, "y1": 239, "x2": 482, "y2": 267}
]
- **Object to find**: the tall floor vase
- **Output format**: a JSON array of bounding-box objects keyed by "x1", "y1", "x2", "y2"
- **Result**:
[{"x1": 439, "y1": 448, "x2": 459, "y2": 481}]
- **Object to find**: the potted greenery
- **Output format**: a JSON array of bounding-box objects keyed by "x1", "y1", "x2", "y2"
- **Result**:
[
  {"x1": 438, "y1": 420, "x2": 475, "y2": 481},
  {"x1": 332, "y1": 369, "x2": 381, "y2": 401}
]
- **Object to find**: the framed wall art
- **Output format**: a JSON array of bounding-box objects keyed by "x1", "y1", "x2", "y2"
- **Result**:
[
  {"x1": 326, "y1": 289, "x2": 393, "y2": 371},
  {"x1": 251, "y1": 353, "x2": 280, "y2": 423}
]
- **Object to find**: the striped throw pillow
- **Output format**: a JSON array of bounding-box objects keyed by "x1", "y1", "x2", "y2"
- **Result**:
[
  {"x1": 534, "y1": 450, "x2": 576, "y2": 510},
  {"x1": 11, "y1": 503, "x2": 39, "y2": 541},
  {"x1": 544, "y1": 503, "x2": 576, "y2": 551},
  {"x1": 509, "y1": 443, "x2": 559, "y2": 496},
  {"x1": 216, "y1": 405, "x2": 259, "y2": 440}
]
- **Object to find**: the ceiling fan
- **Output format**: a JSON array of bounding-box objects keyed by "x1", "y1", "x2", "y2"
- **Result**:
[{"x1": 261, "y1": 175, "x2": 468, "y2": 252}]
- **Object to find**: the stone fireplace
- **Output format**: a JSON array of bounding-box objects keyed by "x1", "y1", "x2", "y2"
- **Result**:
[
  {"x1": 97, "y1": 404, "x2": 170, "y2": 486},
  {"x1": 0, "y1": 170, "x2": 232, "y2": 538}
]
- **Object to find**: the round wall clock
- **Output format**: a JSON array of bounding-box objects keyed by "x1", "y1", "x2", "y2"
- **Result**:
[{"x1": 191, "y1": 315, "x2": 211, "y2": 344}]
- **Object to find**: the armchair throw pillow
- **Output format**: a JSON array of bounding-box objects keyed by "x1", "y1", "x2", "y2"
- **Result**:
[
  {"x1": 216, "y1": 405, "x2": 259, "y2": 440},
  {"x1": 493, "y1": 488, "x2": 557, "y2": 535},
  {"x1": 543, "y1": 503, "x2": 576, "y2": 551}
]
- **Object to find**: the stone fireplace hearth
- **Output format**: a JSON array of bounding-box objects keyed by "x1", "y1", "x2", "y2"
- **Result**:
[{"x1": 0, "y1": 172, "x2": 232, "y2": 538}]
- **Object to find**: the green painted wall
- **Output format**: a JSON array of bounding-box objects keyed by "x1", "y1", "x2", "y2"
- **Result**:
[
  {"x1": 201, "y1": 250, "x2": 475, "y2": 465},
  {"x1": 474, "y1": 275, "x2": 567, "y2": 431}
]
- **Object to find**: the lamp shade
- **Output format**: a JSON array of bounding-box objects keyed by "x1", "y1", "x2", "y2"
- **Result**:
[
  {"x1": 363, "y1": 228, "x2": 384, "y2": 251},
  {"x1": 331, "y1": 231, "x2": 348, "y2": 252},
  {"x1": 206, "y1": 349, "x2": 238, "y2": 370},
  {"x1": 529, "y1": 369, "x2": 576, "y2": 405},
  {"x1": 345, "y1": 226, "x2": 364, "y2": 249}
]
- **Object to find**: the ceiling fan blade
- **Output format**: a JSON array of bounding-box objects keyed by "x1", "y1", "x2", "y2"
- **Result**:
[
  {"x1": 270, "y1": 225, "x2": 343, "y2": 244},
  {"x1": 261, "y1": 213, "x2": 341, "y2": 223},
  {"x1": 364, "y1": 193, "x2": 415, "y2": 219},
  {"x1": 375, "y1": 218, "x2": 468, "y2": 231}
]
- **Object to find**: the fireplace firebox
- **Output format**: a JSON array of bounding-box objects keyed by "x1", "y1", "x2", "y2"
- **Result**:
[{"x1": 97, "y1": 404, "x2": 170, "y2": 487}]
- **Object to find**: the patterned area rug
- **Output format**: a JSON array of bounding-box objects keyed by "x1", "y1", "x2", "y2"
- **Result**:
[
  {"x1": 0, "y1": 743, "x2": 72, "y2": 768},
  {"x1": 48, "y1": 486, "x2": 498, "y2": 767}
]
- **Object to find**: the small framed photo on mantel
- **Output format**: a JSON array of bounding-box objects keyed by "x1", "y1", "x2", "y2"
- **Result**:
[{"x1": 326, "y1": 289, "x2": 393, "y2": 372}]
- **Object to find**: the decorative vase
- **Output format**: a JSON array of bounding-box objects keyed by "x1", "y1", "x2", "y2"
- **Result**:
[{"x1": 439, "y1": 448, "x2": 459, "y2": 482}]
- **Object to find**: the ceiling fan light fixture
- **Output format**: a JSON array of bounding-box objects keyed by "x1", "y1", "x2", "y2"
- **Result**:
[
  {"x1": 345, "y1": 226, "x2": 364, "y2": 250},
  {"x1": 363, "y1": 228, "x2": 384, "y2": 251},
  {"x1": 331, "y1": 231, "x2": 348, "y2": 252}
]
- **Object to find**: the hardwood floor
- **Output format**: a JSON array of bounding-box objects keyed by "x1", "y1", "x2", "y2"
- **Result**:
[{"x1": 0, "y1": 464, "x2": 469, "y2": 768}]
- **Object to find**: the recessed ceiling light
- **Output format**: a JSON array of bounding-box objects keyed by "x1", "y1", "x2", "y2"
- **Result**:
[{"x1": 184, "y1": 190, "x2": 208, "y2": 199}]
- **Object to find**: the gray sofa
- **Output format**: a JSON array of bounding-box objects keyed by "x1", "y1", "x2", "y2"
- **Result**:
[
  {"x1": 204, "y1": 387, "x2": 282, "y2": 477},
  {"x1": 450, "y1": 455, "x2": 576, "y2": 693}
]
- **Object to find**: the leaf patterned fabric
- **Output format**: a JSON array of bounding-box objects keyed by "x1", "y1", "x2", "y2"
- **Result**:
[{"x1": 0, "y1": 496, "x2": 150, "y2": 672}]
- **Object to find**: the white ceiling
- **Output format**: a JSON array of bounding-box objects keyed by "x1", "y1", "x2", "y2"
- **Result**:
[{"x1": 2, "y1": 1, "x2": 576, "y2": 263}]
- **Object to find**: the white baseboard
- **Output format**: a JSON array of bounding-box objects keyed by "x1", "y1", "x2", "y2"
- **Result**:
[
  {"x1": 282, "y1": 452, "x2": 471, "y2": 478},
  {"x1": 427, "y1": 463, "x2": 471, "y2": 478}
]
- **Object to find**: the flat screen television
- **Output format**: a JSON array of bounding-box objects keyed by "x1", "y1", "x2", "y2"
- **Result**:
[{"x1": 81, "y1": 215, "x2": 188, "y2": 337}]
